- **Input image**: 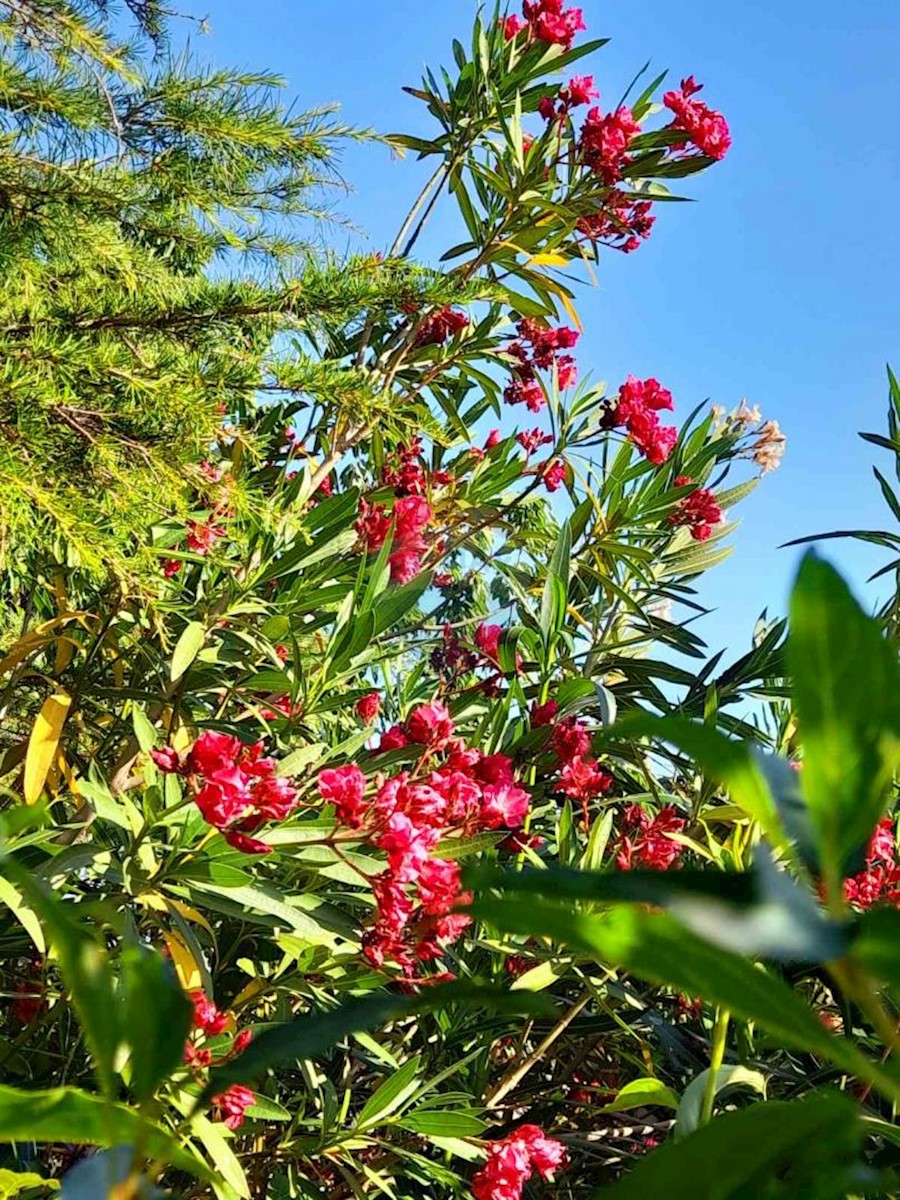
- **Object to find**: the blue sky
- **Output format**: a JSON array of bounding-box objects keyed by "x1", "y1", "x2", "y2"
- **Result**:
[{"x1": 182, "y1": 0, "x2": 900, "y2": 659}]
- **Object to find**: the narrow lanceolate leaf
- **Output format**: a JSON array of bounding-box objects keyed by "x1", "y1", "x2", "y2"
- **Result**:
[
  {"x1": 23, "y1": 691, "x2": 71, "y2": 804},
  {"x1": 788, "y1": 552, "x2": 900, "y2": 881},
  {"x1": 119, "y1": 946, "x2": 193, "y2": 1101},
  {"x1": 170, "y1": 621, "x2": 206, "y2": 682},
  {"x1": 594, "y1": 1094, "x2": 861, "y2": 1199},
  {"x1": 3, "y1": 863, "x2": 120, "y2": 1098},
  {"x1": 0, "y1": 1086, "x2": 212, "y2": 1181},
  {"x1": 468, "y1": 895, "x2": 899, "y2": 1098}
]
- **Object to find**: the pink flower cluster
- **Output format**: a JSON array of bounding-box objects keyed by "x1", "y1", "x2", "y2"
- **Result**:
[
  {"x1": 504, "y1": 318, "x2": 579, "y2": 412},
  {"x1": 317, "y1": 701, "x2": 531, "y2": 975},
  {"x1": 578, "y1": 191, "x2": 656, "y2": 255},
  {"x1": 182, "y1": 990, "x2": 255, "y2": 1130},
  {"x1": 539, "y1": 74, "x2": 598, "y2": 122},
  {"x1": 535, "y1": 705, "x2": 614, "y2": 823},
  {"x1": 516, "y1": 428, "x2": 553, "y2": 455},
  {"x1": 414, "y1": 307, "x2": 468, "y2": 347},
  {"x1": 540, "y1": 459, "x2": 567, "y2": 492},
  {"x1": 357, "y1": 494, "x2": 433, "y2": 584},
  {"x1": 503, "y1": 0, "x2": 585, "y2": 48},
  {"x1": 580, "y1": 104, "x2": 641, "y2": 184},
  {"x1": 382, "y1": 436, "x2": 452, "y2": 497},
  {"x1": 669, "y1": 476, "x2": 723, "y2": 541},
  {"x1": 844, "y1": 818, "x2": 900, "y2": 909},
  {"x1": 151, "y1": 731, "x2": 299, "y2": 855},
  {"x1": 472, "y1": 1124, "x2": 566, "y2": 1200},
  {"x1": 611, "y1": 375, "x2": 678, "y2": 465},
  {"x1": 664, "y1": 76, "x2": 731, "y2": 161},
  {"x1": 615, "y1": 803, "x2": 685, "y2": 870}
]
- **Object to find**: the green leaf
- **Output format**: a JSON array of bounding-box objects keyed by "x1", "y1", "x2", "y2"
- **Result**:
[
  {"x1": 509, "y1": 959, "x2": 568, "y2": 992},
  {"x1": 203, "y1": 983, "x2": 554, "y2": 1098},
  {"x1": 399, "y1": 1110, "x2": 487, "y2": 1137},
  {"x1": 275, "y1": 742, "x2": 327, "y2": 778},
  {"x1": 119, "y1": 945, "x2": 192, "y2": 1101},
  {"x1": 788, "y1": 553, "x2": 900, "y2": 881},
  {"x1": 371, "y1": 571, "x2": 433, "y2": 635},
  {"x1": 170, "y1": 621, "x2": 206, "y2": 682},
  {"x1": 4, "y1": 863, "x2": 120, "y2": 1097},
  {"x1": 598, "y1": 1077, "x2": 680, "y2": 1114},
  {"x1": 468, "y1": 895, "x2": 897, "y2": 1096},
  {"x1": 0, "y1": 1086, "x2": 211, "y2": 1180},
  {"x1": 190, "y1": 1113, "x2": 249, "y2": 1199},
  {"x1": 131, "y1": 705, "x2": 157, "y2": 753},
  {"x1": 849, "y1": 906, "x2": 900, "y2": 991},
  {"x1": 0, "y1": 1168, "x2": 58, "y2": 1197},
  {"x1": 244, "y1": 1094, "x2": 292, "y2": 1122},
  {"x1": 468, "y1": 853, "x2": 850, "y2": 964},
  {"x1": 675, "y1": 1065, "x2": 766, "y2": 1139},
  {"x1": 593, "y1": 1093, "x2": 861, "y2": 1199},
  {"x1": 540, "y1": 519, "x2": 571, "y2": 643},
  {"x1": 357, "y1": 1055, "x2": 422, "y2": 1128}
]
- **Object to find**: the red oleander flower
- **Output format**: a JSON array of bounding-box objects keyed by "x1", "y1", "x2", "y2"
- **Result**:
[
  {"x1": 580, "y1": 105, "x2": 641, "y2": 182},
  {"x1": 186, "y1": 520, "x2": 225, "y2": 555},
  {"x1": 472, "y1": 1125, "x2": 566, "y2": 1200},
  {"x1": 531, "y1": 699, "x2": 559, "y2": 726},
  {"x1": 669, "y1": 476, "x2": 723, "y2": 541},
  {"x1": 318, "y1": 765, "x2": 368, "y2": 828},
  {"x1": 541, "y1": 459, "x2": 567, "y2": 492},
  {"x1": 474, "y1": 623, "x2": 503, "y2": 662},
  {"x1": 516, "y1": 428, "x2": 554, "y2": 455},
  {"x1": 663, "y1": 76, "x2": 731, "y2": 160},
  {"x1": 558, "y1": 756, "x2": 613, "y2": 802},
  {"x1": 356, "y1": 692, "x2": 381, "y2": 722},
  {"x1": 212, "y1": 1084, "x2": 255, "y2": 1131},
  {"x1": 406, "y1": 700, "x2": 455, "y2": 748}
]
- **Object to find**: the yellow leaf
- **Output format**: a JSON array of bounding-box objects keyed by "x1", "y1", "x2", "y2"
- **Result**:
[
  {"x1": 527, "y1": 252, "x2": 569, "y2": 267},
  {"x1": 57, "y1": 750, "x2": 80, "y2": 797},
  {"x1": 23, "y1": 692, "x2": 72, "y2": 805},
  {"x1": 0, "y1": 612, "x2": 90, "y2": 676},
  {"x1": 232, "y1": 978, "x2": 267, "y2": 1010},
  {"x1": 163, "y1": 930, "x2": 203, "y2": 992}
]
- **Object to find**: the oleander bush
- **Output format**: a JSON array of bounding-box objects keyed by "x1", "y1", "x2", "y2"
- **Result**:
[{"x1": 7, "y1": 2, "x2": 900, "y2": 1199}]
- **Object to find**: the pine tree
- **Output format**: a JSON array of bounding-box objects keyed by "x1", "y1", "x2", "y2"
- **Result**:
[{"x1": 0, "y1": 0, "x2": 379, "y2": 597}]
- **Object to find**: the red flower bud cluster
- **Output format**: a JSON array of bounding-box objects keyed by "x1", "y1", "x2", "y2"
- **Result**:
[
  {"x1": 540, "y1": 459, "x2": 567, "y2": 492},
  {"x1": 413, "y1": 307, "x2": 468, "y2": 347},
  {"x1": 356, "y1": 494, "x2": 433, "y2": 584},
  {"x1": 515, "y1": 428, "x2": 554, "y2": 456},
  {"x1": 614, "y1": 803, "x2": 685, "y2": 870},
  {"x1": 663, "y1": 76, "x2": 731, "y2": 161},
  {"x1": 317, "y1": 701, "x2": 531, "y2": 976},
  {"x1": 472, "y1": 1124, "x2": 566, "y2": 1200},
  {"x1": 669, "y1": 476, "x2": 723, "y2": 541},
  {"x1": 578, "y1": 191, "x2": 656, "y2": 255},
  {"x1": 382, "y1": 437, "x2": 452, "y2": 497},
  {"x1": 504, "y1": 319, "x2": 579, "y2": 413},
  {"x1": 151, "y1": 731, "x2": 299, "y2": 855},
  {"x1": 182, "y1": 990, "x2": 255, "y2": 1129}
]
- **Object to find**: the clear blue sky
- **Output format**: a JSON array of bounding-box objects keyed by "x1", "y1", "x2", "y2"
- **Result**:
[{"x1": 182, "y1": 0, "x2": 900, "y2": 659}]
